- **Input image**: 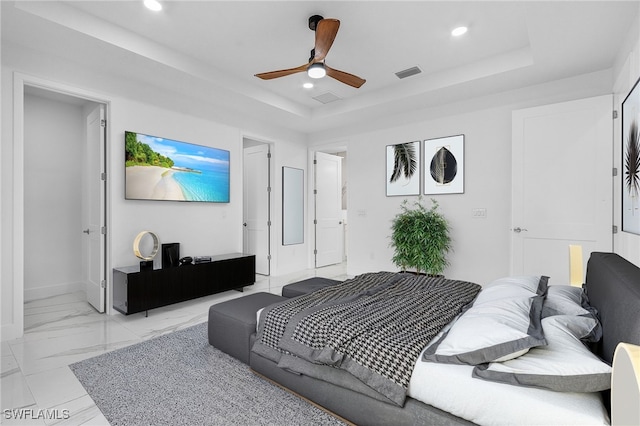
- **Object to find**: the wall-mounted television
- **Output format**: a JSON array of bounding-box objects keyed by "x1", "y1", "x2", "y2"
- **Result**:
[{"x1": 125, "y1": 131, "x2": 230, "y2": 203}]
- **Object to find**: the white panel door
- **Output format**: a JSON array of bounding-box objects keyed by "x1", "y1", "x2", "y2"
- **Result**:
[
  {"x1": 315, "y1": 152, "x2": 343, "y2": 267},
  {"x1": 511, "y1": 95, "x2": 613, "y2": 284},
  {"x1": 243, "y1": 144, "x2": 270, "y2": 275},
  {"x1": 85, "y1": 104, "x2": 106, "y2": 312}
]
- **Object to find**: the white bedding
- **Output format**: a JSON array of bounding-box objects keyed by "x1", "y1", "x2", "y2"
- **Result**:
[
  {"x1": 408, "y1": 347, "x2": 610, "y2": 426},
  {"x1": 408, "y1": 278, "x2": 611, "y2": 425},
  {"x1": 259, "y1": 307, "x2": 610, "y2": 425}
]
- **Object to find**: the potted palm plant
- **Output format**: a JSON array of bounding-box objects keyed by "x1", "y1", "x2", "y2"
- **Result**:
[{"x1": 390, "y1": 197, "x2": 451, "y2": 276}]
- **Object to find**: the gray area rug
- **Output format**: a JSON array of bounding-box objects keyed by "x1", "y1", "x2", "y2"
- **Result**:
[{"x1": 70, "y1": 322, "x2": 344, "y2": 425}]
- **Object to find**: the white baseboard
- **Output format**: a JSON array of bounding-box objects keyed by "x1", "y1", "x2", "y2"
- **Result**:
[{"x1": 24, "y1": 281, "x2": 84, "y2": 302}]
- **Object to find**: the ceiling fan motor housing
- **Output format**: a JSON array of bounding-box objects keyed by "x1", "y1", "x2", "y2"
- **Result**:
[{"x1": 308, "y1": 15, "x2": 324, "y2": 31}]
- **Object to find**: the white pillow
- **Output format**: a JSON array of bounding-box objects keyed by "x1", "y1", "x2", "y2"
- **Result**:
[
  {"x1": 482, "y1": 275, "x2": 548, "y2": 296},
  {"x1": 472, "y1": 315, "x2": 611, "y2": 392},
  {"x1": 422, "y1": 295, "x2": 546, "y2": 365}
]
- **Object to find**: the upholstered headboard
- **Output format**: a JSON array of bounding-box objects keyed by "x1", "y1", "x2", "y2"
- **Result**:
[{"x1": 584, "y1": 252, "x2": 640, "y2": 364}]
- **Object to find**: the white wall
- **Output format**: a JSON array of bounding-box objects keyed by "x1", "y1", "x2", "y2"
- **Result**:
[
  {"x1": 110, "y1": 99, "x2": 243, "y2": 269},
  {"x1": 270, "y1": 138, "x2": 310, "y2": 275},
  {"x1": 305, "y1": 3, "x2": 640, "y2": 282},
  {"x1": 23, "y1": 93, "x2": 84, "y2": 300},
  {"x1": 310, "y1": 70, "x2": 617, "y2": 286},
  {"x1": 613, "y1": 8, "x2": 640, "y2": 265},
  {"x1": 344, "y1": 108, "x2": 511, "y2": 285},
  {"x1": 1, "y1": 42, "x2": 308, "y2": 339},
  {"x1": 106, "y1": 100, "x2": 307, "y2": 276}
]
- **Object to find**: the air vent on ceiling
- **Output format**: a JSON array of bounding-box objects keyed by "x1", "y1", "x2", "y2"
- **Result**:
[
  {"x1": 313, "y1": 92, "x2": 342, "y2": 104},
  {"x1": 395, "y1": 66, "x2": 422, "y2": 79}
]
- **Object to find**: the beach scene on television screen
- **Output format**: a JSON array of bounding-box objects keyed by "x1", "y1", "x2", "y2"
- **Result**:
[{"x1": 125, "y1": 131, "x2": 230, "y2": 202}]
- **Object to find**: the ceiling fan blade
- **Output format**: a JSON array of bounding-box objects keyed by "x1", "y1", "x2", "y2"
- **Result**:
[
  {"x1": 313, "y1": 19, "x2": 340, "y2": 61},
  {"x1": 325, "y1": 65, "x2": 366, "y2": 88},
  {"x1": 255, "y1": 63, "x2": 309, "y2": 80}
]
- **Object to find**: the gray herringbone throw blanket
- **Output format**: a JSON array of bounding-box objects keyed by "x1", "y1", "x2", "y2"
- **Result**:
[{"x1": 253, "y1": 272, "x2": 481, "y2": 405}]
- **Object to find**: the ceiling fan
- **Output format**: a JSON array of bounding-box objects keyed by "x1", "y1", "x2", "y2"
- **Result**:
[{"x1": 255, "y1": 15, "x2": 366, "y2": 88}]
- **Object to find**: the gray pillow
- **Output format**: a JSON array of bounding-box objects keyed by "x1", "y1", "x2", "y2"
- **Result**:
[
  {"x1": 472, "y1": 315, "x2": 611, "y2": 393},
  {"x1": 542, "y1": 285, "x2": 602, "y2": 342}
]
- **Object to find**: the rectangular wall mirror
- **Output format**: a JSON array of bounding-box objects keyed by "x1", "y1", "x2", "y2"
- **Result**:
[{"x1": 282, "y1": 167, "x2": 304, "y2": 245}]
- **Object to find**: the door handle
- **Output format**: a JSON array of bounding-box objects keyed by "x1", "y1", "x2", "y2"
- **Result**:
[
  {"x1": 512, "y1": 227, "x2": 528, "y2": 233},
  {"x1": 82, "y1": 229, "x2": 90, "y2": 234}
]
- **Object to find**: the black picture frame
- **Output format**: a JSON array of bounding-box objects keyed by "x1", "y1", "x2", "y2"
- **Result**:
[
  {"x1": 622, "y1": 76, "x2": 640, "y2": 234},
  {"x1": 386, "y1": 141, "x2": 421, "y2": 196},
  {"x1": 423, "y1": 134, "x2": 465, "y2": 195}
]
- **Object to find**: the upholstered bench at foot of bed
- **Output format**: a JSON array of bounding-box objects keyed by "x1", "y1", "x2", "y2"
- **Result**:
[
  {"x1": 281, "y1": 277, "x2": 341, "y2": 298},
  {"x1": 208, "y1": 292, "x2": 286, "y2": 364}
]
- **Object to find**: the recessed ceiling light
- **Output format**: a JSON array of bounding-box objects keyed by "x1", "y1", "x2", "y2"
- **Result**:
[
  {"x1": 303, "y1": 82, "x2": 314, "y2": 89},
  {"x1": 144, "y1": 0, "x2": 162, "y2": 12},
  {"x1": 451, "y1": 26, "x2": 468, "y2": 37}
]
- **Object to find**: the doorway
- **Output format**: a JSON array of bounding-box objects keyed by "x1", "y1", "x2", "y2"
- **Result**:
[
  {"x1": 511, "y1": 95, "x2": 613, "y2": 284},
  {"x1": 23, "y1": 86, "x2": 107, "y2": 313},
  {"x1": 243, "y1": 138, "x2": 272, "y2": 275},
  {"x1": 313, "y1": 150, "x2": 348, "y2": 268}
]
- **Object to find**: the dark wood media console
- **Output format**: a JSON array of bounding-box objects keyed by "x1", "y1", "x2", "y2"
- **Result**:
[{"x1": 113, "y1": 253, "x2": 255, "y2": 315}]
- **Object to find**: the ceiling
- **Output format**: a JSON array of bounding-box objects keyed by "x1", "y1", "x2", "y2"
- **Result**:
[{"x1": 2, "y1": 1, "x2": 639, "y2": 136}]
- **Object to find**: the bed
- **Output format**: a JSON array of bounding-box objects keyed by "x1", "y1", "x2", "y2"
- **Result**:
[{"x1": 249, "y1": 252, "x2": 640, "y2": 425}]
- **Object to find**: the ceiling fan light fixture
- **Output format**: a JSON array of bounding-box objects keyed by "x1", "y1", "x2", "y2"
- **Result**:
[
  {"x1": 308, "y1": 63, "x2": 326, "y2": 79},
  {"x1": 144, "y1": 0, "x2": 162, "y2": 11}
]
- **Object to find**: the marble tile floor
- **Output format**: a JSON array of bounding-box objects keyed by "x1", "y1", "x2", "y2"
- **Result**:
[{"x1": 1, "y1": 263, "x2": 350, "y2": 425}]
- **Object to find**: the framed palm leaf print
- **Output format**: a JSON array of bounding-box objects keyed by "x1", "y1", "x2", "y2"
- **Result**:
[
  {"x1": 424, "y1": 135, "x2": 464, "y2": 195},
  {"x1": 622, "y1": 76, "x2": 640, "y2": 234},
  {"x1": 386, "y1": 141, "x2": 420, "y2": 196}
]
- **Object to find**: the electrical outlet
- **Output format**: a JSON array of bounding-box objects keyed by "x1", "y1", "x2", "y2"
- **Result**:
[{"x1": 472, "y1": 208, "x2": 487, "y2": 218}]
